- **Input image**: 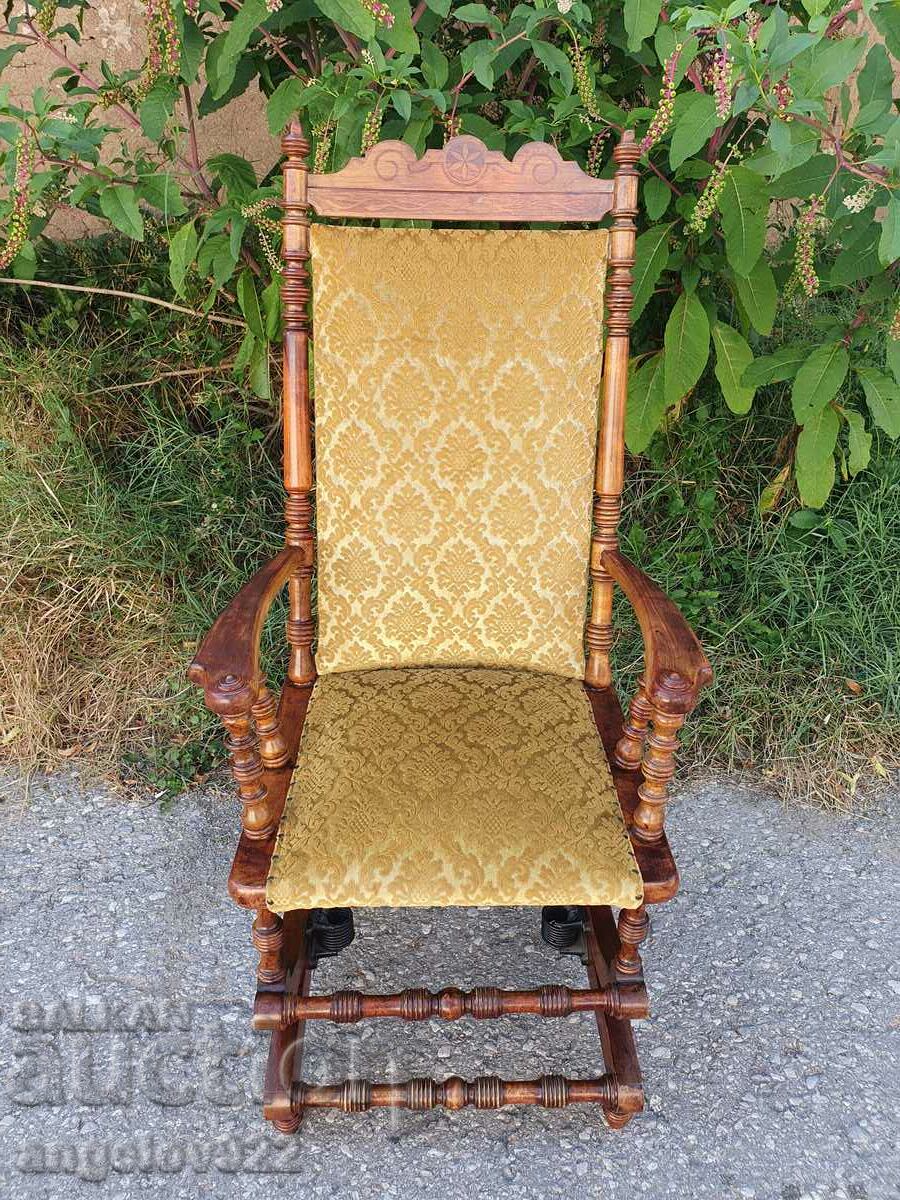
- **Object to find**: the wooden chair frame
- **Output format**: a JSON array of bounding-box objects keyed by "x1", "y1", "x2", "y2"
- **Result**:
[{"x1": 188, "y1": 124, "x2": 712, "y2": 1133}]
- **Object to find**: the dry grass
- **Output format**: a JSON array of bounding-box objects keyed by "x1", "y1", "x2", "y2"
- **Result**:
[{"x1": 0, "y1": 345, "x2": 189, "y2": 774}]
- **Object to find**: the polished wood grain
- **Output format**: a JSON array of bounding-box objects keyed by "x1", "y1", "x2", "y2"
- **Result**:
[
  {"x1": 600, "y1": 547, "x2": 713, "y2": 842},
  {"x1": 254, "y1": 981, "x2": 649, "y2": 1028},
  {"x1": 262, "y1": 908, "x2": 311, "y2": 1133},
  {"x1": 584, "y1": 683, "x2": 679, "y2": 904},
  {"x1": 281, "y1": 124, "x2": 317, "y2": 688},
  {"x1": 228, "y1": 680, "x2": 312, "y2": 908},
  {"x1": 187, "y1": 546, "x2": 305, "y2": 840},
  {"x1": 289, "y1": 1074, "x2": 620, "y2": 1114},
  {"x1": 585, "y1": 132, "x2": 640, "y2": 690},
  {"x1": 308, "y1": 135, "x2": 614, "y2": 222}
]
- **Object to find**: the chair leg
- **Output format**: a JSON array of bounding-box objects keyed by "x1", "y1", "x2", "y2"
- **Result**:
[
  {"x1": 585, "y1": 905, "x2": 645, "y2": 1129},
  {"x1": 614, "y1": 905, "x2": 650, "y2": 978},
  {"x1": 250, "y1": 905, "x2": 650, "y2": 1132},
  {"x1": 258, "y1": 909, "x2": 311, "y2": 1134}
]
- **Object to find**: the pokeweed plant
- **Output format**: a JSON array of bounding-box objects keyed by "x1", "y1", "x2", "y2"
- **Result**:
[{"x1": 0, "y1": 0, "x2": 898, "y2": 509}]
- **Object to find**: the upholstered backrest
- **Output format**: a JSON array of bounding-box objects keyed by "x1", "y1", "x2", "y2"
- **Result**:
[{"x1": 310, "y1": 225, "x2": 608, "y2": 677}]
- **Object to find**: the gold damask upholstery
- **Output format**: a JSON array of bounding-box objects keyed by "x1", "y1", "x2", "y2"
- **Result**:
[
  {"x1": 266, "y1": 668, "x2": 643, "y2": 912},
  {"x1": 310, "y1": 226, "x2": 609, "y2": 677}
]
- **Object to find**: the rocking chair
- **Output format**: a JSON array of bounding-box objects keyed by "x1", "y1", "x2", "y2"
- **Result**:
[{"x1": 188, "y1": 123, "x2": 712, "y2": 1133}]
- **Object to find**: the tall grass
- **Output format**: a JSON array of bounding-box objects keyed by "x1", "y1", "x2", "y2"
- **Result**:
[
  {"x1": 0, "y1": 241, "x2": 284, "y2": 790},
  {"x1": 615, "y1": 400, "x2": 899, "y2": 807}
]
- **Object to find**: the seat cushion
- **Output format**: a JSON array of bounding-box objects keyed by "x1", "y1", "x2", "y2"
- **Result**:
[
  {"x1": 266, "y1": 667, "x2": 643, "y2": 911},
  {"x1": 309, "y1": 226, "x2": 608, "y2": 677}
]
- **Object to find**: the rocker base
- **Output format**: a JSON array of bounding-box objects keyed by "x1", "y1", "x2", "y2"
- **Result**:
[{"x1": 259, "y1": 903, "x2": 646, "y2": 1131}]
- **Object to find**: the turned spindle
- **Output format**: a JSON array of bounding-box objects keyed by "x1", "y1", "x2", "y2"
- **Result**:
[
  {"x1": 281, "y1": 122, "x2": 317, "y2": 687},
  {"x1": 585, "y1": 132, "x2": 639, "y2": 689}
]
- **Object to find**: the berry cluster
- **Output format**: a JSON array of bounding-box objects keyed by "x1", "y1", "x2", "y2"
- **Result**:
[
  {"x1": 443, "y1": 113, "x2": 461, "y2": 144},
  {"x1": 709, "y1": 46, "x2": 732, "y2": 120},
  {"x1": 35, "y1": 0, "x2": 58, "y2": 35},
  {"x1": 362, "y1": 0, "x2": 395, "y2": 28},
  {"x1": 184, "y1": 0, "x2": 199, "y2": 16},
  {"x1": 788, "y1": 196, "x2": 826, "y2": 301},
  {"x1": 842, "y1": 181, "x2": 875, "y2": 213},
  {"x1": 134, "y1": 0, "x2": 180, "y2": 103},
  {"x1": 640, "y1": 46, "x2": 680, "y2": 156},
  {"x1": 313, "y1": 120, "x2": 335, "y2": 173},
  {"x1": 241, "y1": 198, "x2": 282, "y2": 275},
  {"x1": 361, "y1": 104, "x2": 383, "y2": 153},
  {"x1": 265, "y1": 0, "x2": 283, "y2": 12},
  {"x1": 0, "y1": 132, "x2": 36, "y2": 271},
  {"x1": 586, "y1": 129, "x2": 608, "y2": 178},
  {"x1": 772, "y1": 78, "x2": 793, "y2": 120},
  {"x1": 890, "y1": 300, "x2": 900, "y2": 341},
  {"x1": 569, "y1": 39, "x2": 601, "y2": 124},
  {"x1": 686, "y1": 159, "x2": 730, "y2": 235}
]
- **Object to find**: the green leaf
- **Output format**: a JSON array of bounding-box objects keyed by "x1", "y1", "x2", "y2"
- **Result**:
[
  {"x1": 378, "y1": 0, "x2": 419, "y2": 53},
  {"x1": 767, "y1": 31, "x2": 820, "y2": 73},
  {"x1": 631, "y1": 223, "x2": 672, "y2": 320},
  {"x1": 453, "y1": 3, "x2": 501, "y2": 29},
  {"x1": 795, "y1": 405, "x2": 839, "y2": 509},
  {"x1": 530, "y1": 40, "x2": 573, "y2": 94},
  {"x1": 315, "y1": 0, "x2": 376, "y2": 40},
  {"x1": 262, "y1": 275, "x2": 281, "y2": 340},
  {"x1": 169, "y1": 220, "x2": 198, "y2": 297},
  {"x1": 180, "y1": 16, "x2": 205, "y2": 84},
  {"x1": 234, "y1": 327, "x2": 256, "y2": 372},
  {"x1": 421, "y1": 39, "x2": 449, "y2": 89},
  {"x1": 624, "y1": 0, "x2": 662, "y2": 51},
  {"x1": 791, "y1": 343, "x2": 849, "y2": 424},
  {"x1": 768, "y1": 154, "x2": 835, "y2": 199},
  {"x1": 720, "y1": 166, "x2": 768, "y2": 276},
  {"x1": 794, "y1": 36, "x2": 865, "y2": 93},
  {"x1": 625, "y1": 353, "x2": 667, "y2": 454},
  {"x1": 856, "y1": 44, "x2": 893, "y2": 125},
  {"x1": 222, "y1": 0, "x2": 268, "y2": 59},
  {"x1": 249, "y1": 335, "x2": 271, "y2": 399},
  {"x1": 669, "y1": 93, "x2": 721, "y2": 170},
  {"x1": 712, "y1": 322, "x2": 755, "y2": 414},
  {"x1": 741, "y1": 344, "x2": 811, "y2": 388},
  {"x1": 643, "y1": 175, "x2": 670, "y2": 221},
  {"x1": 99, "y1": 185, "x2": 144, "y2": 241},
  {"x1": 425, "y1": 0, "x2": 451, "y2": 14},
  {"x1": 878, "y1": 194, "x2": 900, "y2": 266},
  {"x1": 137, "y1": 173, "x2": 187, "y2": 219},
  {"x1": 460, "y1": 40, "x2": 495, "y2": 88},
  {"x1": 392, "y1": 90, "x2": 412, "y2": 121},
  {"x1": 237, "y1": 269, "x2": 265, "y2": 339},
  {"x1": 138, "y1": 79, "x2": 177, "y2": 142},
  {"x1": 208, "y1": 153, "x2": 257, "y2": 200},
  {"x1": 663, "y1": 291, "x2": 710, "y2": 405},
  {"x1": 830, "y1": 226, "x2": 882, "y2": 285},
  {"x1": 856, "y1": 366, "x2": 900, "y2": 437},
  {"x1": 845, "y1": 409, "x2": 872, "y2": 476},
  {"x1": 267, "y1": 76, "x2": 303, "y2": 135},
  {"x1": 733, "y1": 260, "x2": 777, "y2": 335},
  {"x1": 887, "y1": 339, "x2": 900, "y2": 386},
  {"x1": 872, "y1": 1, "x2": 900, "y2": 59}
]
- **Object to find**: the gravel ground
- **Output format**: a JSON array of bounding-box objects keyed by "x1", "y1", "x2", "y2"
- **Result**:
[{"x1": 1, "y1": 771, "x2": 898, "y2": 1200}]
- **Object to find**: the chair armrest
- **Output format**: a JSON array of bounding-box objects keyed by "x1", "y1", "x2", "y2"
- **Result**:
[
  {"x1": 187, "y1": 545, "x2": 305, "y2": 717},
  {"x1": 600, "y1": 549, "x2": 712, "y2": 845},
  {"x1": 600, "y1": 548, "x2": 712, "y2": 713}
]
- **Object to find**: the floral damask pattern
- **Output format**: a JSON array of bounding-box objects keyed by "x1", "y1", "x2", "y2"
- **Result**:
[
  {"x1": 266, "y1": 667, "x2": 643, "y2": 911},
  {"x1": 310, "y1": 226, "x2": 609, "y2": 677}
]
